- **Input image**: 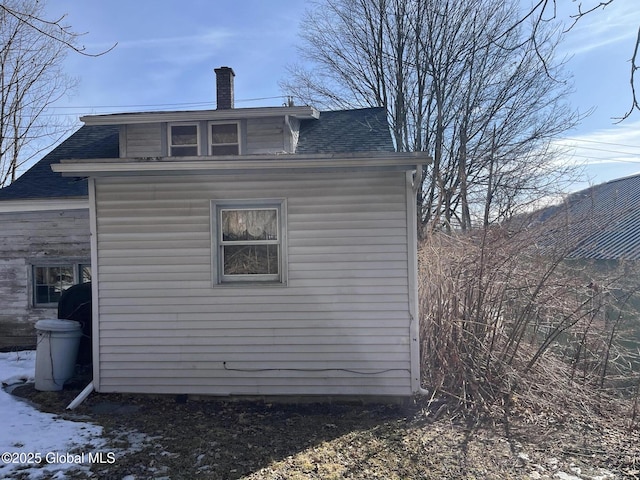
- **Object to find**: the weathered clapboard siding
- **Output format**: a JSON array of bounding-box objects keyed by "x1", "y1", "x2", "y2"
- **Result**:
[
  {"x1": 93, "y1": 171, "x2": 413, "y2": 396},
  {"x1": 0, "y1": 209, "x2": 90, "y2": 348}
]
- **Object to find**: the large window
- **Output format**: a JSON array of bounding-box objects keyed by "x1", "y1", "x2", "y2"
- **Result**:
[
  {"x1": 33, "y1": 264, "x2": 90, "y2": 307},
  {"x1": 169, "y1": 123, "x2": 199, "y2": 156},
  {"x1": 209, "y1": 122, "x2": 239, "y2": 155},
  {"x1": 212, "y1": 200, "x2": 286, "y2": 284}
]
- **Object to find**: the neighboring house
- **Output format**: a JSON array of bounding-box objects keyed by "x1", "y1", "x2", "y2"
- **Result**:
[
  {"x1": 0, "y1": 125, "x2": 119, "y2": 349},
  {"x1": 17, "y1": 67, "x2": 429, "y2": 399}
]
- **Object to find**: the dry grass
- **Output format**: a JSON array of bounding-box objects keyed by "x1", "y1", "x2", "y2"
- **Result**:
[{"x1": 418, "y1": 226, "x2": 640, "y2": 425}]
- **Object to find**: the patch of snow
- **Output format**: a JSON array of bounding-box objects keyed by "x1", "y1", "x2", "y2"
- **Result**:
[
  {"x1": 554, "y1": 471, "x2": 582, "y2": 480},
  {"x1": 0, "y1": 351, "x2": 104, "y2": 479},
  {"x1": 591, "y1": 470, "x2": 616, "y2": 480}
]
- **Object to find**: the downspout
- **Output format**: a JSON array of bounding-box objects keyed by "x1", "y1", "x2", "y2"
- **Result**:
[
  {"x1": 67, "y1": 177, "x2": 101, "y2": 409},
  {"x1": 408, "y1": 166, "x2": 430, "y2": 396},
  {"x1": 66, "y1": 382, "x2": 94, "y2": 410}
]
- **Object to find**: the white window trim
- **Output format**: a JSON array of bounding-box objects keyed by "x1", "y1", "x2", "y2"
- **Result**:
[
  {"x1": 168, "y1": 122, "x2": 200, "y2": 156},
  {"x1": 211, "y1": 199, "x2": 287, "y2": 286},
  {"x1": 208, "y1": 121, "x2": 241, "y2": 155}
]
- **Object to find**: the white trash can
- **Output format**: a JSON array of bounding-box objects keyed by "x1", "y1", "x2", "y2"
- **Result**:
[{"x1": 34, "y1": 319, "x2": 82, "y2": 391}]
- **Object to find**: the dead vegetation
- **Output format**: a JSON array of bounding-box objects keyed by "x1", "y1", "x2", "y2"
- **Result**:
[{"x1": 418, "y1": 219, "x2": 640, "y2": 427}]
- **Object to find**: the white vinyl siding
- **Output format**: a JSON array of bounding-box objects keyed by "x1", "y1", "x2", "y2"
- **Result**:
[{"x1": 92, "y1": 171, "x2": 412, "y2": 396}]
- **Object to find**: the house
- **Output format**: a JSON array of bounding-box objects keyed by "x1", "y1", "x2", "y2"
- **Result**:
[
  {"x1": 0, "y1": 125, "x2": 118, "y2": 349},
  {"x1": 11, "y1": 67, "x2": 430, "y2": 398}
]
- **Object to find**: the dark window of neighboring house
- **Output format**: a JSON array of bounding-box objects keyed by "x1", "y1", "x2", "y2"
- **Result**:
[
  {"x1": 169, "y1": 123, "x2": 199, "y2": 156},
  {"x1": 210, "y1": 122, "x2": 239, "y2": 155},
  {"x1": 33, "y1": 264, "x2": 91, "y2": 307}
]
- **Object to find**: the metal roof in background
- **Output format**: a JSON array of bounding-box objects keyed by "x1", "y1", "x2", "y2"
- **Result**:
[{"x1": 547, "y1": 173, "x2": 640, "y2": 261}]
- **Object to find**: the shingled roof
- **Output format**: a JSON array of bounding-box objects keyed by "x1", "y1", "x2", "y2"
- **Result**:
[
  {"x1": 297, "y1": 107, "x2": 394, "y2": 154},
  {"x1": 0, "y1": 125, "x2": 120, "y2": 200},
  {"x1": 542, "y1": 173, "x2": 640, "y2": 261},
  {"x1": 0, "y1": 107, "x2": 394, "y2": 202}
]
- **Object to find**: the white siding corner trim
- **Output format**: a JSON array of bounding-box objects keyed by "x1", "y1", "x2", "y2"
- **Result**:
[{"x1": 88, "y1": 178, "x2": 101, "y2": 388}]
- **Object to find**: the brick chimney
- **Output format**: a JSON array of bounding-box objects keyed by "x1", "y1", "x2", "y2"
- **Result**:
[{"x1": 214, "y1": 67, "x2": 235, "y2": 110}]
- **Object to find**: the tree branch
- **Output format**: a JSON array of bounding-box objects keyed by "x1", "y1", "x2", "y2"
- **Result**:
[{"x1": 0, "y1": 5, "x2": 116, "y2": 57}]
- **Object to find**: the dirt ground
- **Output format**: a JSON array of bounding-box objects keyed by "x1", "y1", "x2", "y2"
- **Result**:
[{"x1": 7, "y1": 382, "x2": 640, "y2": 480}]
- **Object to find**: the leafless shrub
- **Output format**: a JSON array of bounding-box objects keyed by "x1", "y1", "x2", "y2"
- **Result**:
[{"x1": 418, "y1": 215, "x2": 640, "y2": 420}]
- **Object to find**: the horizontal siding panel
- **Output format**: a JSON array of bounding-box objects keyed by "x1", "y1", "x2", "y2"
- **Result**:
[
  {"x1": 98, "y1": 304, "x2": 408, "y2": 315},
  {"x1": 98, "y1": 284, "x2": 407, "y2": 296},
  {"x1": 96, "y1": 351, "x2": 408, "y2": 364},
  {"x1": 97, "y1": 383, "x2": 411, "y2": 397},
  {"x1": 99, "y1": 373, "x2": 409, "y2": 388},
  {"x1": 100, "y1": 334, "x2": 408, "y2": 346},
  {"x1": 101, "y1": 309, "x2": 405, "y2": 326},
  {"x1": 289, "y1": 263, "x2": 407, "y2": 285},
  {"x1": 288, "y1": 262, "x2": 406, "y2": 272},
  {"x1": 99, "y1": 247, "x2": 210, "y2": 258},
  {"x1": 288, "y1": 253, "x2": 407, "y2": 263}
]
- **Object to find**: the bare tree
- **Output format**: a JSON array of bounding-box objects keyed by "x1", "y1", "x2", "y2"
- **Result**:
[
  {"x1": 284, "y1": 0, "x2": 580, "y2": 232},
  {"x1": 0, "y1": 0, "x2": 115, "y2": 187}
]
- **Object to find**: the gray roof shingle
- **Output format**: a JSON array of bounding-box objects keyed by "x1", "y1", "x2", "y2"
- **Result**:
[
  {"x1": 0, "y1": 125, "x2": 119, "y2": 200},
  {"x1": 296, "y1": 107, "x2": 394, "y2": 154}
]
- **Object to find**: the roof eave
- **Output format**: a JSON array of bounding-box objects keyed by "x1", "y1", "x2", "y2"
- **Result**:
[
  {"x1": 52, "y1": 152, "x2": 431, "y2": 177},
  {"x1": 81, "y1": 106, "x2": 320, "y2": 125}
]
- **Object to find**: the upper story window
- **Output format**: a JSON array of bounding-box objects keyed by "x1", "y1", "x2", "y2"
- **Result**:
[
  {"x1": 210, "y1": 122, "x2": 239, "y2": 155},
  {"x1": 169, "y1": 123, "x2": 199, "y2": 156}
]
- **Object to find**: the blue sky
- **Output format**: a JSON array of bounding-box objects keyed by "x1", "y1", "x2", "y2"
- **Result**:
[{"x1": 40, "y1": 0, "x2": 640, "y2": 192}]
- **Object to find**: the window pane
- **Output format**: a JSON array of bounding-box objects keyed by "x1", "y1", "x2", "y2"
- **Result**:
[
  {"x1": 35, "y1": 267, "x2": 46, "y2": 284},
  {"x1": 212, "y1": 144, "x2": 239, "y2": 156},
  {"x1": 81, "y1": 265, "x2": 92, "y2": 283},
  {"x1": 223, "y1": 245, "x2": 279, "y2": 275},
  {"x1": 211, "y1": 124, "x2": 238, "y2": 144},
  {"x1": 171, "y1": 125, "x2": 198, "y2": 145},
  {"x1": 36, "y1": 286, "x2": 50, "y2": 305},
  {"x1": 34, "y1": 265, "x2": 74, "y2": 305},
  {"x1": 222, "y1": 209, "x2": 278, "y2": 241},
  {"x1": 171, "y1": 145, "x2": 198, "y2": 156}
]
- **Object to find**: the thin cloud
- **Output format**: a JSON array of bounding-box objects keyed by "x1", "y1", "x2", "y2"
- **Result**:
[
  {"x1": 554, "y1": 120, "x2": 640, "y2": 166},
  {"x1": 558, "y1": 1, "x2": 639, "y2": 56}
]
